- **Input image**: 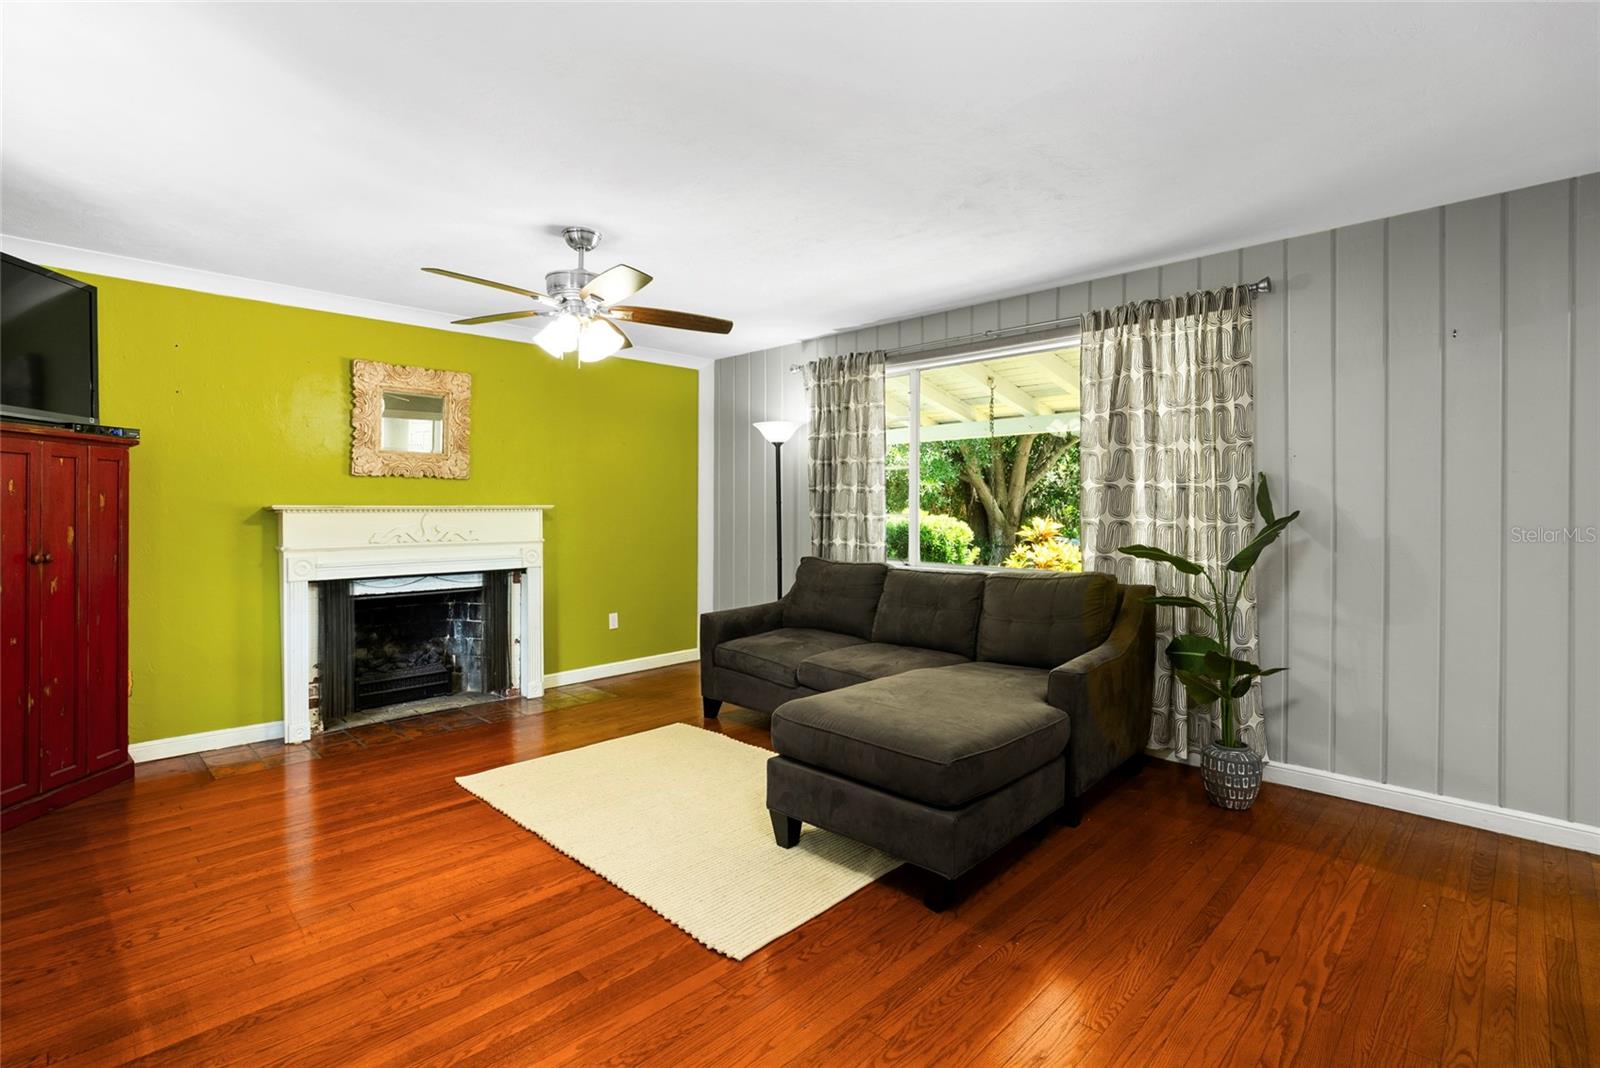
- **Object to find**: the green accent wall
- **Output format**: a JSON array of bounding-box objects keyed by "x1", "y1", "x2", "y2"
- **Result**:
[{"x1": 73, "y1": 273, "x2": 699, "y2": 743}]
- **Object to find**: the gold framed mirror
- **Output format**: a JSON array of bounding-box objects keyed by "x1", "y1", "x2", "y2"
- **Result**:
[{"x1": 351, "y1": 359, "x2": 471, "y2": 479}]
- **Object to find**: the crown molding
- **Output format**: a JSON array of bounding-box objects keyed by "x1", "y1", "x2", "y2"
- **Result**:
[{"x1": 0, "y1": 235, "x2": 710, "y2": 371}]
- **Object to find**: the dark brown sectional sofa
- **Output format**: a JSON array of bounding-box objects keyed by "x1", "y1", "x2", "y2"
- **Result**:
[{"x1": 699, "y1": 557, "x2": 1156, "y2": 906}]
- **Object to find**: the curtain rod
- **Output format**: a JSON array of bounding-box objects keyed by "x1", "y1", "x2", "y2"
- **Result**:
[{"x1": 787, "y1": 276, "x2": 1272, "y2": 372}]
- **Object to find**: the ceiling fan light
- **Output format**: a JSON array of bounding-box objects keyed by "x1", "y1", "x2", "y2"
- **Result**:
[
  {"x1": 533, "y1": 312, "x2": 580, "y2": 356},
  {"x1": 578, "y1": 318, "x2": 626, "y2": 363}
]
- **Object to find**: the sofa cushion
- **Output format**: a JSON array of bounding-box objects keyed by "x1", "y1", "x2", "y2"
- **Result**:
[
  {"x1": 796, "y1": 642, "x2": 969, "y2": 692},
  {"x1": 771, "y1": 662, "x2": 1068, "y2": 808},
  {"x1": 782, "y1": 557, "x2": 889, "y2": 640},
  {"x1": 870, "y1": 569, "x2": 987, "y2": 657},
  {"x1": 715, "y1": 628, "x2": 865, "y2": 688},
  {"x1": 977, "y1": 571, "x2": 1120, "y2": 669}
]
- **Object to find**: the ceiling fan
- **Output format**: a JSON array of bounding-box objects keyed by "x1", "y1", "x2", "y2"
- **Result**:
[{"x1": 423, "y1": 227, "x2": 733, "y2": 363}]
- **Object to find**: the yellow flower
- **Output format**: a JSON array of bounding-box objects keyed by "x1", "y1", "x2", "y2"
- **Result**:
[
  {"x1": 1018, "y1": 516, "x2": 1064, "y2": 545},
  {"x1": 1001, "y1": 517, "x2": 1082, "y2": 572}
]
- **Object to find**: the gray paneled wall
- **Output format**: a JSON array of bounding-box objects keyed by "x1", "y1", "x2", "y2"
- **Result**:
[
  {"x1": 714, "y1": 345, "x2": 811, "y2": 609},
  {"x1": 714, "y1": 174, "x2": 1599, "y2": 825}
]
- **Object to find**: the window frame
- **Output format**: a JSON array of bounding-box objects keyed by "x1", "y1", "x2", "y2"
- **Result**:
[{"x1": 886, "y1": 324, "x2": 1082, "y2": 571}]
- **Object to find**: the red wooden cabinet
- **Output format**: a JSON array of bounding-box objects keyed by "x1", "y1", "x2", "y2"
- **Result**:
[{"x1": 1, "y1": 423, "x2": 135, "y2": 830}]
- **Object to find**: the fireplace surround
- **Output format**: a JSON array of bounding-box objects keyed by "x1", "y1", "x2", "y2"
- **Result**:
[{"x1": 273, "y1": 505, "x2": 549, "y2": 743}]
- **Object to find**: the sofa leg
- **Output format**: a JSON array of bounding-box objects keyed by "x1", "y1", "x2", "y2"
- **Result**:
[
  {"x1": 770, "y1": 811, "x2": 801, "y2": 848},
  {"x1": 924, "y1": 875, "x2": 957, "y2": 912},
  {"x1": 702, "y1": 697, "x2": 722, "y2": 718},
  {"x1": 1058, "y1": 794, "x2": 1082, "y2": 828}
]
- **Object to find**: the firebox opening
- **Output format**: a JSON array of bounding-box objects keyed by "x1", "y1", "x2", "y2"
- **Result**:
[{"x1": 314, "y1": 571, "x2": 513, "y2": 731}]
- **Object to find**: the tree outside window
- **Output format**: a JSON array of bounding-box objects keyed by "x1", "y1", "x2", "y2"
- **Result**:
[{"x1": 886, "y1": 344, "x2": 1081, "y2": 570}]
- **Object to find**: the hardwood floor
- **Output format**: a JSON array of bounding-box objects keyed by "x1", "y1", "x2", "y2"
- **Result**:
[{"x1": 3, "y1": 663, "x2": 1595, "y2": 1066}]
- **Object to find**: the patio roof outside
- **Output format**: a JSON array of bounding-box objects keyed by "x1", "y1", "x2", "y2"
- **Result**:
[{"x1": 886, "y1": 345, "x2": 1081, "y2": 444}]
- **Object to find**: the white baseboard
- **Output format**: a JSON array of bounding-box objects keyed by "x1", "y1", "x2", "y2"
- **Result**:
[
  {"x1": 1260, "y1": 760, "x2": 1600, "y2": 855},
  {"x1": 543, "y1": 647, "x2": 699, "y2": 688},
  {"x1": 129, "y1": 721, "x2": 285, "y2": 763},
  {"x1": 127, "y1": 650, "x2": 699, "y2": 762}
]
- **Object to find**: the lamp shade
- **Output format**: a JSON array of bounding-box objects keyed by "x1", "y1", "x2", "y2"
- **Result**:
[
  {"x1": 753, "y1": 420, "x2": 801, "y2": 444},
  {"x1": 578, "y1": 318, "x2": 627, "y2": 363},
  {"x1": 533, "y1": 313, "x2": 580, "y2": 356}
]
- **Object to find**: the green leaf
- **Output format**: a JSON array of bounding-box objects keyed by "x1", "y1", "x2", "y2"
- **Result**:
[
  {"x1": 1231, "y1": 677, "x2": 1255, "y2": 698},
  {"x1": 1145, "y1": 595, "x2": 1211, "y2": 613},
  {"x1": 1226, "y1": 511, "x2": 1301, "y2": 573},
  {"x1": 1202, "y1": 650, "x2": 1273, "y2": 680},
  {"x1": 1119, "y1": 543, "x2": 1204, "y2": 575},
  {"x1": 1167, "y1": 633, "x2": 1227, "y2": 675},
  {"x1": 1168, "y1": 633, "x2": 1227, "y2": 658},
  {"x1": 1256, "y1": 666, "x2": 1288, "y2": 678},
  {"x1": 1202, "y1": 650, "x2": 1248, "y2": 676},
  {"x1": 1256, "y1": 473, "x2": 1276, "y2": 526},
  {"x1": 1174, "y1": 669, "x2": 1224, "y2": 707}
]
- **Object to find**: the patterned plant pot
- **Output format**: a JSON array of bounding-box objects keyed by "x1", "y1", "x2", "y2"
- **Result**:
[{"x1": 1201, "y1": 742, "x2": 1262, "y2": 810}]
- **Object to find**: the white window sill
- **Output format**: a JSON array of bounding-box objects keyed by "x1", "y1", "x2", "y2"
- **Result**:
[{"x1": 887, "y1": 560, "x2": 1016, "y2": 575}]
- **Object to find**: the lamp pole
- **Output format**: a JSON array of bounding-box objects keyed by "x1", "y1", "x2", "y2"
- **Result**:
[
  {"x1": 753, "y1": 421, "x2": 801, "y2": 598},
  {"x1": 772, "y1": 439, "x2": 784, "y2": 597}
]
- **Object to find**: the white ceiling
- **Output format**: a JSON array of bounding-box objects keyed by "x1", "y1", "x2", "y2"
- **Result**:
[{"x1": 3, "y1": 3, "x2": 1595, "y2": 360}]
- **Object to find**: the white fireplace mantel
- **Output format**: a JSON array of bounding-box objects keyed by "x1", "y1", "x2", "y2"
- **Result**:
[{"x1": 272, "y1": 504, "x2": 551, "y2": 743}]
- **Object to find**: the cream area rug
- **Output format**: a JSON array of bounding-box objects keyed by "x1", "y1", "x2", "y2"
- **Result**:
[{"x1": 456, "y1": 723, "x2": 901, "y2": 960}]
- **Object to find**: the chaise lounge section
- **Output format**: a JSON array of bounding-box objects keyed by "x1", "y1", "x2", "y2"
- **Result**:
[{"x1": 699, "y1": 557, "x2": 1155, "y2": 905}]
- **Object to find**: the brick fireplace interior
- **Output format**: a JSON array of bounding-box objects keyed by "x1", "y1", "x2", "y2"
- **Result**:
[{"x1": 315, "y1": 571, "x2": 512, "y2": 730}]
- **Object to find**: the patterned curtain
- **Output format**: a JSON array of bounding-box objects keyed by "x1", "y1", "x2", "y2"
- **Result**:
[
  {"x1": 802, "y1": 351, "x2": 887, "y2": 562},
  {"x1": 1080, "y1": 288, "x2": 1259, "y2": 758}
]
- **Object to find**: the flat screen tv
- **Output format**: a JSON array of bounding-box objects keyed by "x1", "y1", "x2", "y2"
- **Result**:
[{"x1": 1, "y1": 253, "x2": 99, "y2": 425}]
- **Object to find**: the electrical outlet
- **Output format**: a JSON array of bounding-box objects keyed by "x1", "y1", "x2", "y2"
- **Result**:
[{"x1": 608, "y1": 612, "x2": 619, "y2": 630}]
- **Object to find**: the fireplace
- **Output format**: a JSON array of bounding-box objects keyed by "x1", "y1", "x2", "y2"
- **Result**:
[
  {"x1": 315, "y1": 572, "x2": 513, "y2": 729},
  {"x1": 273, "y1": 505, "x2": 549, "y2": 744}
]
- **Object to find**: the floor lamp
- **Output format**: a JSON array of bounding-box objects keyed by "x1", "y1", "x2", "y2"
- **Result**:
[{"x1": 753, "y1": 420, "x2": 801, "y2": 597}]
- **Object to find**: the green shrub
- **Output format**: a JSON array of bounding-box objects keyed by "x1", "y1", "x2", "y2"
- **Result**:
[{"x1": 886, "y1": 513, "x2": 980, "y2": 565}]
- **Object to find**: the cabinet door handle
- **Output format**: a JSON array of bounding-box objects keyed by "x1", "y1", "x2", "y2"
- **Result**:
[
  {"x1": 41, "y1": 553, "x2": 53, "y2": 564},
  {"x1": 28, "y1": 552, "x2": 42, "y2": 565}
]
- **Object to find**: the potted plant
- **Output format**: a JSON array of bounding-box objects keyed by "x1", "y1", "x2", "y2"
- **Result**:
[{"x1": 1118, "y1": 474, "x2": 1299, "y2": 809}]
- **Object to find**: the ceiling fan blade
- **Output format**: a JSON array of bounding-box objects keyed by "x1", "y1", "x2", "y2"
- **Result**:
[
  {"x1": 607, "y1": 305, "x2": 734, "y2": 334},
  {"x1": 423, "y1": 267, "x2": 553, "y2": 303},
  {"x1": 580, "y1": 264, "x2": 652, "y2": 304},
  {"x1": 451, "y1": 310, "x2": 547, "y2": 326}
]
